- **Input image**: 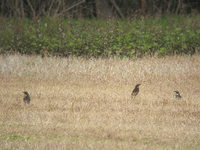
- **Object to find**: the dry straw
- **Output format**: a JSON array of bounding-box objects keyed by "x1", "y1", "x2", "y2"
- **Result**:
[{"x1": 0, "y1": 54, "x2": 200, "y2": 149}]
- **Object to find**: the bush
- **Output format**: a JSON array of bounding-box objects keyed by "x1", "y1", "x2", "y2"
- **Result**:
[{"x1": 0, "y1": 16, "x2": 200, "y2": 57}]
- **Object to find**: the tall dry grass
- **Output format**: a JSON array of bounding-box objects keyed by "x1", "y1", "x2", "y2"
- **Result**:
[{"x1": 0, "y1": 54, "x2": 200, "y2": 150}]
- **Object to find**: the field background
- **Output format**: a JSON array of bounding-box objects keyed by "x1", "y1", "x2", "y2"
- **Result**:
[
  {"x1": 1, "y1": 1, "x2": 200, "y2": 149},
  {"x1": 0, "y1": 54, "x2": 200, "y2": 149}
]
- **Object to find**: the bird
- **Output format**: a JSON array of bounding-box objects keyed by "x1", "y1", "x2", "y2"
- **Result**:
[
  {"x1": 23, "y1": 91, "x2": 31, "y2": 104},
  {"x1": 131, "y1": 84, "x2": 141, "y2": 98},
  {"x1": 174, "y1": 91, "x2": 182, "y2": 99}
]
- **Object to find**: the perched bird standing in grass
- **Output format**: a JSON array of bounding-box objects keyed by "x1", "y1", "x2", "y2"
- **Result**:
[
  {"x1": 23, "y1": 91, "x2": 31, "y2": 104},
  {"x1": 174, "y1": 91, "x2": 182, "y2": 99},
  {"x1": 131, "y1": 84, "x2": 141, "y2": 99}
]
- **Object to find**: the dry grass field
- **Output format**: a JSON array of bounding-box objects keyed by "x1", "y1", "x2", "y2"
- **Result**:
[{"x1": 0, "y1": 54, "x2": 200, "y2": 150}]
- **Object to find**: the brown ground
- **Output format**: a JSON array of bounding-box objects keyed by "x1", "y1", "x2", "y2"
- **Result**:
[{"x1": 0, "y1": 55, "x2": 200, "y2": 150}]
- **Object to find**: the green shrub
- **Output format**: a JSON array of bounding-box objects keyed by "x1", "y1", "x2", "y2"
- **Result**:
[{"x1": 0, "y1": 16, "x2": 200, "y2": 57}]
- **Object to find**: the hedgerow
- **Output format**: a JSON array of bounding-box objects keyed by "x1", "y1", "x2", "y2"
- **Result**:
[{"x1": 0, "y1": 16, "x2": 200, "y2": 57}]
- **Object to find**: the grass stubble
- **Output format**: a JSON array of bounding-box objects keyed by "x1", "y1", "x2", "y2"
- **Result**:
[{"x1": 0, "y1": 54, "x2": 200, "y2": 150}]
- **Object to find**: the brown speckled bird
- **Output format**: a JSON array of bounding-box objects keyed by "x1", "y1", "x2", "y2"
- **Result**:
[
  {"x1": 174, "y1": 91, "x2": 182, "y2": 99},
  {"x1": 23, "y1": 91, "x2": 31, "y2": 104},
  {"x1": 131, "y1": 84, "x2": 141, "y2": 98}
]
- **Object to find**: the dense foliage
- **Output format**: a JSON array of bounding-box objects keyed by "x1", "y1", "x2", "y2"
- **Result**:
[{"x1": 0, "y1": 16, "x2": 200, "y2": 57}]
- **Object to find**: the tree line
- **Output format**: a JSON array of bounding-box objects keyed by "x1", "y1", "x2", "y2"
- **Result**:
[{"x1": 0, "y1": 0, "x2": 200, "y2": 19}]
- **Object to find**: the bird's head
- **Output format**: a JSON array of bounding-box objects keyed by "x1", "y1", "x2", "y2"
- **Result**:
[
  {"x1": 174, "y1": 91, "x2": 179, "y2": 93},
  {"x1": 136, "y1": 84, "x2": 141, "y2": 87},
  {"x1": 23, "y1": 91, "x2": 29, "y2": 95}
]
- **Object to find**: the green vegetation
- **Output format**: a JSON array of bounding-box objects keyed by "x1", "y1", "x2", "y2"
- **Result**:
[{"x1": 0, "y1": 15, "x2": 200, "y2": 57}]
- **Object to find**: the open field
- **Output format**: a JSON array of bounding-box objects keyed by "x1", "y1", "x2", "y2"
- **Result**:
[{"x1": 0, "y1": 55, "x2": 200, "y2": 150}]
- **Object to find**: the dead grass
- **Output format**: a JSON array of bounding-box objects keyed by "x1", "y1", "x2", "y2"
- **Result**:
[{"x1": 0, "y1": 54, "x2": 200, "y2": 150}]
